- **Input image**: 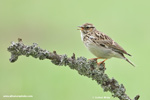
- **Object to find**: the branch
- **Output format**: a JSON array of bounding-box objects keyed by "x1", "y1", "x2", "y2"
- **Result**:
[{"x1": 7, "y1": 39, "x2": 140, "y2": 100}]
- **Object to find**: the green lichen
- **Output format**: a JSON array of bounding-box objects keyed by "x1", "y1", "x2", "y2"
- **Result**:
[{"x1": 7, "y1": 39, "x2": 140, "y2": 100}]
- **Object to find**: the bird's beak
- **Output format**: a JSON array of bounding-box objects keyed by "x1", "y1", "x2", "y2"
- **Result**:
[{"x1": 77, "y1": 26, "x2": 83, "y2": 30}]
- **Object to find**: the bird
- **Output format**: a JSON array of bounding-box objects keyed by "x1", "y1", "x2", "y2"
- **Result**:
[{"x1": 78, "y1": 23, "x2": 135, "y2": 67}]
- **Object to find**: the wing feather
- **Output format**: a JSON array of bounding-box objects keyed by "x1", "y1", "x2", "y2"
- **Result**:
[{"x1": 95, "y1": 33, "x2": 131, "y2": 56}]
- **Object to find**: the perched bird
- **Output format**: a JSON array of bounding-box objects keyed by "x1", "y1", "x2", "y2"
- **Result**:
[{"x1": 78, "y1": 23, "x2": 135, "y2": 66}]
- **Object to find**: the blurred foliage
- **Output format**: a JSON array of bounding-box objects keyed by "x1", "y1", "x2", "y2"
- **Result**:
[{"x1": 0, "y1": 0, "x2": 150, "y2": 100}]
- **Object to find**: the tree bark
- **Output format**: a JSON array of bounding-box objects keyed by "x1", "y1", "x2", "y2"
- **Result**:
[{"x1": 7, "y1": 38, "x2": 140, "y2": 100}]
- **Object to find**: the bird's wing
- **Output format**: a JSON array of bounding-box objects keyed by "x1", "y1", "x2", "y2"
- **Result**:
[{"x1": 94, "y1": 33, "x2": 131, "y2": 56}]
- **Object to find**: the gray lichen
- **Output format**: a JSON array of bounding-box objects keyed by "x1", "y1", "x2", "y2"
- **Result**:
[{"x1": 7, "y1": 39, "x2": 140, "y2": 100}]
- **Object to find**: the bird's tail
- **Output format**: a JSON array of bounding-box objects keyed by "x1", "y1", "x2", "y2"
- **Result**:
[{"x1": 124, "y1": 57, "x2": 135, "y2": 67}]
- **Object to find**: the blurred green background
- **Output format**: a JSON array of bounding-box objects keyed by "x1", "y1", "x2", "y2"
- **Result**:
[{"x1": 0, "y1": 0, "x2": 149, "y2": 100}]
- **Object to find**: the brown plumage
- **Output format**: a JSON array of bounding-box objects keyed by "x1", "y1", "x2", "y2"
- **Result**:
[{"x1": 78, "y1": 23, "x2": 135, "y2": 66}]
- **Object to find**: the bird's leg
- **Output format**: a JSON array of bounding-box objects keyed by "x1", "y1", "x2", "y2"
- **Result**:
[
  {"x1": 88, "y1": 58, "x2": 100, "y2": 60},
  {"x1": 88, "y1": 57, "x2": 102, "y2": 63},
  {"x1": 97, "y1": 59, "x2": 107, "y2": 65}
]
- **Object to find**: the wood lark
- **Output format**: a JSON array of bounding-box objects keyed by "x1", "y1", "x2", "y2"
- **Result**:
[{"x1": 78, "y1": 23, "x2": 135, "y2": 66}]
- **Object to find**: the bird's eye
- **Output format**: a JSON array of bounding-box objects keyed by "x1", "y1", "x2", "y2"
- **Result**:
[{"x1": 86, "y1": 27, "x2": 90, "y2": 29}]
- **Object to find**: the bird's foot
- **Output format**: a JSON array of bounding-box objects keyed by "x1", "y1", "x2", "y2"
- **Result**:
[
  {"x1": 97, "y1": 59, "x2": 107, "y2": 67},
  {"x1": 88, "y1": 57, "x2": 102, "y2": 62}
]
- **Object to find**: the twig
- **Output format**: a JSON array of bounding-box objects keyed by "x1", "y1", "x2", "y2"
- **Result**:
[{"x1": 7, "y1": 39, "x2": 140, "y2": 100}]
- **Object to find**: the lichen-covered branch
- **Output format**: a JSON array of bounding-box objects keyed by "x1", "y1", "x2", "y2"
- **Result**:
[{"x1": 7, "y1": 39, "x2": 140, "y2": 100}]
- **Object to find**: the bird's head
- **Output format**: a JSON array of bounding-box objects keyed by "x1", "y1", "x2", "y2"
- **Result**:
[{"x1": 78, "y1": 23, "x2": 96, "y2": 34}]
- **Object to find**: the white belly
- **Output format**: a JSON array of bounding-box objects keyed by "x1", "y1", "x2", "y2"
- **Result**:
[
  {"x1": 85, "y1": 42, "x2": 123, "y2": 59},
  {"x1": 80, "y1": 31, "x2": 123, "y2": 59},
  {"x1": 86, "y1": 43, "x2": 112, "y2": 58}
]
